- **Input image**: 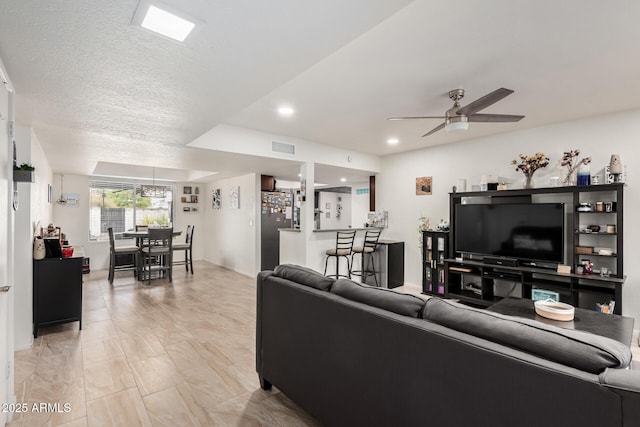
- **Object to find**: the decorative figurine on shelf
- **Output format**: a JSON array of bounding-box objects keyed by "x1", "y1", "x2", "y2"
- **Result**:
[
  {"x1": 584, "y1": 260, "x2": 593, "y2": 275},
  {"x1": 511, "y1": 152, "x2": 549, "y2": 189},
  {"x1": 560, "y1": 149, "x2": 591, "y2": 185},
  {"x1": 436, "y1": 219, "x2": 450, "y2": 231}
]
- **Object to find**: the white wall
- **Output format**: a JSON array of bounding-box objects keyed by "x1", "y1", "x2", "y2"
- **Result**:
[
  {"x1": 173, "y1": 182, "x2": 205, "y2": 262},
  {"x1": 204, "y1": 173, "x2": 259, "y2": 276},
  {"x1": 190, "y1": 124, "x2": 382, "y2": 175},
  {"x1": 13, "y1": 127, "x2": 53, "y2": 350},
  {"x1": 318, "y1": 191, "x2": 351, "y2": 229},
  {"x1": 0, "y1": 59, "x2": 14, "y2": 424},
  {"x1": 378, "y1": 109, "x2": 640, "y2": 322}
]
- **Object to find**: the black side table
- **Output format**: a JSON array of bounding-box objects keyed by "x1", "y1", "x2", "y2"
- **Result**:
[{"x1": 487, "y1": 297, "x2": 634, "y2": 346}]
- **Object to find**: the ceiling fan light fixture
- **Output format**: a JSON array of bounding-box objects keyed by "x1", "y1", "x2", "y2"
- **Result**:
[{"x1": 445, "y1": 117, "x2": 469, "y2": 133}]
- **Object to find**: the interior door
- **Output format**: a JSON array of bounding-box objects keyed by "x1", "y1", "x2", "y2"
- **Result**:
[{"x1": 0, "y1": 75, "x2": 12, "y2": 427}]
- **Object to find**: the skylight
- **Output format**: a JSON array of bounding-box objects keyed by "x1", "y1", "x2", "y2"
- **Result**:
[{"x1": 133, "y1": 1, "x2": 196, "y2": 42}]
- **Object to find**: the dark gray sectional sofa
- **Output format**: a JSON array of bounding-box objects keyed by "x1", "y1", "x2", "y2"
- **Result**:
[{"x1": 256, "y1": 265, "x2": 640, "y2": 427}]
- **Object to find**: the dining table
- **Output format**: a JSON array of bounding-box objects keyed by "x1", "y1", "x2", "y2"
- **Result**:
[
  {"x1": 121, "y1": 229, "x2": 183, "y2": 281},
  {"x1": 122, "y1": 229, "x2": 182, "y2": 246}
]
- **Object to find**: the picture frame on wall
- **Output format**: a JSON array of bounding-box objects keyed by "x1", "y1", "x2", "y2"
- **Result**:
[
  {"x1": 191, "y1": 195, "x2": 198, "y2": 203},
  {"x1": 416, "y1": 176, "x2": 433, "y2": 195},
  {"x1": 230, "y1": 186, "x2": 240, "y2": 209},
  {"x1": 212, "y1": 189, "x2": 221, "y2": 209},
  {"x1": 184, "y1": 186, "x2": 192, "y2": 194}
]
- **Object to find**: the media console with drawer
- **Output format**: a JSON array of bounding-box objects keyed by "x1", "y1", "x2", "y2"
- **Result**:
[{"x1": 446, "y1": 183, "x2": 625, "y2": 313}]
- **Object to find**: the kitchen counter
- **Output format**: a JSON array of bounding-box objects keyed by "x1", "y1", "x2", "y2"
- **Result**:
[{"x1": 313, "y1": 227, "x2": 383, "y2": 233}]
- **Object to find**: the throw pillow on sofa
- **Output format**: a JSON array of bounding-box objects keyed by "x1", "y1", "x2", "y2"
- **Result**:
[
  {"x1": 331, "y1": 279, "x2": 426, "y2": 318},
  {"x1": 423, "y1": 297, "x2": 632, "y2": 374},
  {"x1": 273, "y1": 264, "x2": 335, "y2": 291}
]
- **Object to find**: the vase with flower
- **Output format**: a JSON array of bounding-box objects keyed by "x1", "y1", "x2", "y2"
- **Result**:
[
  {"x1": 511, "y1": 152, "x2": 550, "y2": 189},
  {"x1": 561, "y1": 149, "x2": 591, "y2": 185}
]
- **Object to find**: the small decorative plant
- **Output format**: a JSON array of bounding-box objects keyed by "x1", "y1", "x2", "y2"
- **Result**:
[
  {"x1": 417, "y1": 215, "x2": 430, "y2": 244},
  {"x1": 561, "y1": 150, "x2": 591, "y2": 185},
  {"x1": 14, "y1": 163, "x2": 35, "y2": 171},
  {"x1": 511, "y1": 152, "x2": 549, "y2": 188}
]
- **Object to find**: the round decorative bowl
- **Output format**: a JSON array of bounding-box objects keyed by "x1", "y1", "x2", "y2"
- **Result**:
[{"x1": 534, "y1": 299, "x2": 574, "y2": 321}]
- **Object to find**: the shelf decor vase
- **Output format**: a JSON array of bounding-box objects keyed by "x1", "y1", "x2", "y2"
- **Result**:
[{"x1": 523, "y1": 175, "x2": 534, "y2": 189}]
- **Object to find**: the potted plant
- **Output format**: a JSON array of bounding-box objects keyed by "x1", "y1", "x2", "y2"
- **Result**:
[{"x1": 13, "y1": 163, "x2": 35, "y2": 183}]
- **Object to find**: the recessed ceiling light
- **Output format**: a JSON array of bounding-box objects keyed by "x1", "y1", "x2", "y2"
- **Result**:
[
  {"x1": 340, "y1": 178, "x2": 347, "y2": 182},
  {"x1": 387, "y1": 138, "x2": 399, "y2": 145},
  {"x1": 132, "y1": 1, "x2": 197, "y2": 42},
  {"x1": 278, "y1": 106, "x2": 295, "y2": 117}
]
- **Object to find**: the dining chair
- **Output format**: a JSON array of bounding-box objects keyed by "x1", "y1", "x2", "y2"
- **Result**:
[
  {"x1": 173, "y1": 225, "x2": 194, "y2": 274},
  {"x1": 107, "y1": 227, "x2": 139, "y2": 284},
  {"x1": 350, "y1": 229, "x2": 382, "y2": 286},
  {"x1": 140, "y1": 227, "x2": 173, "y2": 285},
  {"x1": 323, "y1": 230, "x2": 356, "y2": 279}
]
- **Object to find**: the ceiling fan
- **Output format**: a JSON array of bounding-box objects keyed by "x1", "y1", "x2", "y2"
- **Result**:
[{"x1": 388, "y1": 88, "x2": 524, "y2": 137}]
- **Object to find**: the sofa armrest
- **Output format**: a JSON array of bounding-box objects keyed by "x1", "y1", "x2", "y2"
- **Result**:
[
  {"x1": 600, "y1": 368, "x2": 640, "y2": 393},
  {"x1": 599, "y1": 368, "x2": 640, "y2": 426},
  {"x1": 256, "y1": 271, "x2": 274, "y2": 383}
]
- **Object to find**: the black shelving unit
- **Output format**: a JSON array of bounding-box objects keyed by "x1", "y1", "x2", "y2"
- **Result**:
[
  {"x1": 421, "y1": 230, "x2": 448, "y2": 296},
  {"x1": 447, "y1": 183, "x2": 625, "y2": 314}
]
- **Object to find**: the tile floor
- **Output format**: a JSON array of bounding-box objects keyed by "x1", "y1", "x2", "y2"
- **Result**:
[
  {"x1": 8, "y1": 262, "x2": 321, "y2": 427},
  {"x1": 8, "y1": 263, "x2": 640, "y2": 426}
]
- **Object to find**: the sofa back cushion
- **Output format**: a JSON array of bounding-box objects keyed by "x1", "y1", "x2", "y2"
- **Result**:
[
  {"x1": 273, "y1": 264, "x2": 335, "y2": 291},
  {"x1": 331, "y1": 279, "x2": 426, "y2": 318},
  {"x1": 423, "y1": 297, "x2": 632, "y2": 374}
]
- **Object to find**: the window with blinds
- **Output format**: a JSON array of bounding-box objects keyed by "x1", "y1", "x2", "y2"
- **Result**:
[{"x1": 89, "y1": 180, "x2": 174, "y2": 241}]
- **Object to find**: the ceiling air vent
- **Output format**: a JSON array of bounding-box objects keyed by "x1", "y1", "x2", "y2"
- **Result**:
[{"x1": 272, "y1": 141, "x2": 295, "y2": 155}]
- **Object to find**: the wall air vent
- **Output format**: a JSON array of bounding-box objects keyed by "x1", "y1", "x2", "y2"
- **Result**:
[{"x1": 272, "y1": 141, "x2": 295, "y2": 155}]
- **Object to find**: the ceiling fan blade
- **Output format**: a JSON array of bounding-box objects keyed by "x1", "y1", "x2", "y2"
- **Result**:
[
  {"x1": 387, "y1": 116, "x2": 446, "y2": 120},
  {"x1": 422, "y1": 122, "x2": 445, "y2": 137},
  {"x1": 456, "y1": 88, "x2": 514, "y2": 116},
  {"x1": 468, "y1": 114, "x2": 525, "y2": 123}
]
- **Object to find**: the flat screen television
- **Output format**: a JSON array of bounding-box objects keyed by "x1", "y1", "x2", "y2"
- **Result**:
[{"x1": 455, "y1": 203, "x2": 564, "y2": 264}]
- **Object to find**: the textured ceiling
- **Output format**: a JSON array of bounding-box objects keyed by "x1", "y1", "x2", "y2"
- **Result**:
[{"x1": 1, "y1": 0, "x2": 640, "y2": 184}]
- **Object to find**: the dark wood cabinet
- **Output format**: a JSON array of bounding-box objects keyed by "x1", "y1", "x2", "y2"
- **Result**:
[
  {"x1": 33, "y1": 256, "x2": 83, "y2": 337},
  {"x1": 261, "y1": 175, "x2": 276, "y2": 191}
]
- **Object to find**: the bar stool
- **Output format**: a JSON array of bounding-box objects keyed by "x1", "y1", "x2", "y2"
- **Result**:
[
  {"x1": 350, "y1": 229, "x2": 382, "y2": 286},
  {"x1": 107, "y1": 227, "x2": 139, "y2": 284},
  {"x1": 323, "y1": 230, "x2": 356, "y2": 279}
]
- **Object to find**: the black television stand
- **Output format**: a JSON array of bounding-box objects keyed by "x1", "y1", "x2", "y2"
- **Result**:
[{"x1": 444, "y1": 258, "x2": 624, "y2": 314}]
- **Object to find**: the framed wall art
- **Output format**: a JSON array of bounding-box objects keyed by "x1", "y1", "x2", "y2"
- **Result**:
[{"x1": 416, "y1": 176, "x2": 432, "y2": 195}]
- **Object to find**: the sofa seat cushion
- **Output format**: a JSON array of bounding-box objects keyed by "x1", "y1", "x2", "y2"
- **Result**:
[
  {"x1": 423, "y1": 297, "x2": 632, "y2": 374},
  {"x1": 273, "y1": 264, "x2": 335, "y2": 291},
  {"x1": 331, "y1": 279, "x2": 426, "y2": 318}
]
